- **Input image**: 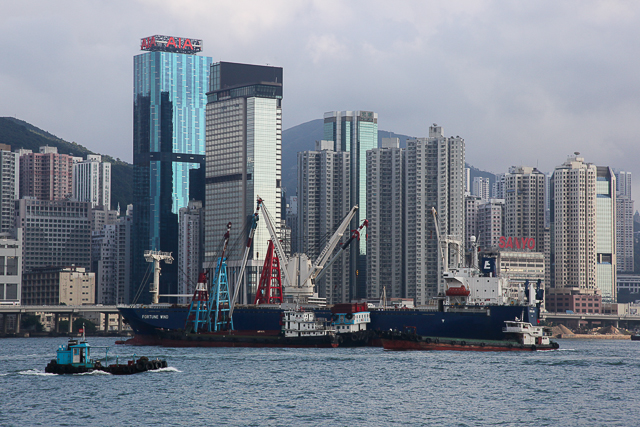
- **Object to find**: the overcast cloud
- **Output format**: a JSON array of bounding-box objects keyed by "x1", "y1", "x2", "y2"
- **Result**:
[{"x1": 2, "y1": 1, "x2": 640, "y2": 191}]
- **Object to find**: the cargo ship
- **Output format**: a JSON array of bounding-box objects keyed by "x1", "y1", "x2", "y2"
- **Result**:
[{"x1": 119, "y1": 201, "x2": 544, "y2": 347}]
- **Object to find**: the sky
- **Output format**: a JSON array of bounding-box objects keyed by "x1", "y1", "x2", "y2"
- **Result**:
[{"x1": 2, "y1": 1, "x2": 640, "y2": 191}]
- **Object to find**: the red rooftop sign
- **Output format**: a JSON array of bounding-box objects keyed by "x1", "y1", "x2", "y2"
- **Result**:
[
  {"x1": 140, "y1": 35, "x2": 203, "y2": 54},
  {"x1": 499, "y1": 236, "x2": 536, "y2": 250}
]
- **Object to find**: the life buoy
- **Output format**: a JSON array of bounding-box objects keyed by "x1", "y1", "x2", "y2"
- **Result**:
[
  {"x1": 346, "y1": 313, "x2": 353, "y2": 320},
  {"x1": 450, "y1": 340, "x2": 456, "y2": 346},
  {"x1": 434, "y1": 338, "x2": 439, "y2": 344},
  {"x1": 425, "y1": 338, "x2": 432, "y2": 344}
]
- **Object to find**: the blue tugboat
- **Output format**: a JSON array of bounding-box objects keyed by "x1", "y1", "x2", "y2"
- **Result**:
[{"x1": 45, "y1": 329, "x2": 167, "y2": 375}]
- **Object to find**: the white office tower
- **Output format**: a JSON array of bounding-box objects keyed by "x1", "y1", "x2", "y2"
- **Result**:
[
  {"x1": 477, "y1": 199, "x2": 505, "y2": 249},
  {"x1": 91, "y1": 206, "x2": 132, "y2": 304},
  {"x1": 465, "y1": 194, "x2": 481, "y2": 251},
  {"x1": 366, "y1": 138, "x2": 405, "y2": 300},
  {"x1": 73, "y1": 154, "x2": 111, "y2": 210},
  {"x1": 178, "y1": 200, "x2": 204, "y2": 303},
  {"x1": 297, "y1": 141, "x2": 351, "y2": 304},
  {"x1": 473, "y1": 177, "x2": 490, "y2": 200},
  {"x1": 615, "y1": 171, "x2": 634, "y2": 272},
  {"x1": 0, "y1": 149, "x2": 19, "y2": 233},
  {"x1": 205, "y1": 63, "x2": 282, "y2": 304},
  {"x1": 550, "y1": 154, "x2": 597, "y2": 292},
  {"x1": 595, "y1": 167, "x2": 616, "y2": 302},
  {"x1": 405, "y1": 124, "x2": 465, "y2": 305}
]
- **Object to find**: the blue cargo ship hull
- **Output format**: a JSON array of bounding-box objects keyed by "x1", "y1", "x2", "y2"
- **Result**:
[{"x1": 119, "y1": 304, "x2": 538, "y2": 343}]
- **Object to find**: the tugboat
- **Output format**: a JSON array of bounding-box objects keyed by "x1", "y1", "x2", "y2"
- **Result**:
[
  {"x1": 380, "y1": 318, "x2": 559, "y2": 352},
  {"x1": 331, "y1": 303, "x2": 375, "y2": 347},
  {"x1": 45, "y1": 329, "x2": 168, "y2": 374}
]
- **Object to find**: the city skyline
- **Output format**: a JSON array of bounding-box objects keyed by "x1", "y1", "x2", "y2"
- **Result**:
[{"x1": 2, "y1": 2, "x2": 640, "y2": 194}]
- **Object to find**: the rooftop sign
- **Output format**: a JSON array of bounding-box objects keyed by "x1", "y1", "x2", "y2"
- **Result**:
[{"x1": 140, "y1": 35, "x2": 202, "y2": 54}]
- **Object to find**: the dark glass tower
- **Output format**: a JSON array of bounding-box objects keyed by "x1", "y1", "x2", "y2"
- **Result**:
[{"x1": 132, "y1": 35, "x2": 212, "y2": 302}]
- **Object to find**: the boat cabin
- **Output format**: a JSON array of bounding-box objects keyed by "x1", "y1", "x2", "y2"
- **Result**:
[
  {"x1": 56, "y1": 339, "x2": 94, "y2": 368},
  {"x1": 503, "y1": 320, "x2": 551, "y2": 346}
]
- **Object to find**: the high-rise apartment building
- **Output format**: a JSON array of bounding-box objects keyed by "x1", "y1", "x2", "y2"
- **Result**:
[
  {"x1": 297, "y1": 141, "x2": 351, "y2": 303},
  {"x1": 73, "y1": 154, "x2": 111, "y2": 210},
  {"x1": 178, "y1": 200, "x2": 204, "y2": 303},
  {"x1": 133, "y1": 35, "x2": 212, "y2": 302},
  {"x1": 19, "y1": 146, "x2": 73, "y2": 201},
  {"x1": 323, "y1": 110, "x2": 378, "y2": 299},
  {"x1": 595, "y1": 167, "x2": 616, "y2": 302},
  {"x1": 473, "y1": 177, "x2": 490, "y2": 200},
  {"x1": 504, "y1": 166, "x2": 546, "y2": 253},
  {"x1": 477, "y1": 199, "x2": 505, "y2": 250},
  {"x1": 550, "y1": 154, "x2": 597, "y2": 292},
  {"x1": 0, "y1": 149, "x2": 19, "y2": 233},
  {"x1": 492, "y1": 173, "x2": 506, "y2": 199},
  {"x1": 16, "y1": 199, "x2": 91, "y2": 272},
  {"x1": 366, "y1": 138, "x2": 404, "y2": 300},
  {"x1": 205, "y1": 62, "x2": 282, "y2": 303},
  {"x1": 615, "y1": 171, "x2": 634, "y2": 272},
  {"x1": 464, "y1": 194, "x2": 481, "y2": 251},
  {"x1": 405, "y1": 125, "x2": 465, "y2": 305}
]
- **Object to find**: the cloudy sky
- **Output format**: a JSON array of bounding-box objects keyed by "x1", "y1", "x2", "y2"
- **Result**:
[{"x1": 2, "y1": 1, "x2": 640, "y2": 189}]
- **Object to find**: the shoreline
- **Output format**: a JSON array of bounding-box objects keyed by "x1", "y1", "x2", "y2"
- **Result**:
[{"x1": 557, "y1": 334, "x2": 631, "y2": 340}]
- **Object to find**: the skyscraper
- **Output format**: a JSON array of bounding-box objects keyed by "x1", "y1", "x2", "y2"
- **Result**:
[
  {"x1": 504, "y1": 166, "x2": 546, "y2": 253},
  {"x1": 132, "y1": 35, "x2": 212, "y2": 302},
  {"x1": 0, "y1": 148, "x2": 19, "y2": 233},
  {"x1": 595, "y1": 167, "x2": 616, "y2": 302},
  {"x1": 323, "y1": 110, "x2": 378, "y2": 299},
  {"x1": 73, "y1": 154, "x2": 111, "y2": 210},
  {"x1": 366, "y1": 138, "x2": 404, "y2": 300},
  {"x1": 205, "y1": 62, "x2": 283, "y2": 303},
  {"x1": 550, "y1": 154, "x2": 597, "y2": 293},
  {"x1": 297, "y1": 141, "x2": 351, "y2": 303},
  {"x1": 405, "y1": 125, "x2": 465, "y2": 305},
  {"x1": 615, "y1": 171, "x2": 634, "y2": 273}
]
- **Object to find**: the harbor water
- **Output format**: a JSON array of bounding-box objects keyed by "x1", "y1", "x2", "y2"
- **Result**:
[{"x1": 2, "y1": 337, "x2": 639, "y2": 426}]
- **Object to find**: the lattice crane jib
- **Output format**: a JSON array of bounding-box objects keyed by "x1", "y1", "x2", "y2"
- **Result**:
[{"x1": 254, "y1": 240, "x2": 283, "y2": 305}]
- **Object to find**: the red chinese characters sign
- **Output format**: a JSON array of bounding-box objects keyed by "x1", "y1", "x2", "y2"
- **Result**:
[
  {"x1": 140, "y1": 35, "x2": 203, "y2": 54},
  {"x1": 499, "y1": 236, "x2": 536, "y2": 250}
]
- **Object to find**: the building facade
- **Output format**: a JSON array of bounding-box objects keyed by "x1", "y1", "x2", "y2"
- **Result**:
[
  {"x1": 19, "y1": 146, "x2": 73, "y2": 201},
  {"x1": 477, "y1": 199, "x2": 505, "y2": 250},
  {"x1": 615, "y1": 171, "x2": 634, "y2": 273},
  {"x1": 205, "y1": 62, "x2": 282, "y2": 304},
  {"x1": 473, "y1": 177, "x2": 490, "y2": 200},
  {"x1": 550, "y1": 154, "x2": 597, "y2": 292},
  {"x1": 73, "y1": 154, "x2": 111, "y2": 210},
  {"x1": 0, "y1": 149, "x2": 19, "y2": 233},
  {"x1": 132, "y1": 35, "x2": 212, "y2": 302},
  {"x1": 0, "y1": 229, "x2": 21, "y2": 305},
  {"x1": 16, "y1": 199, "x2": 91, "y2": 272},
  {"x1": 323, "y1": 110, "x2": 378, "y2": 299},
  {"x1": 405, "y1": 125, "x2": 465, "y2": 305},
  {"x1": 595, "y1": 167, "x2": 616, "y2": 302},
  {"x1": 297, "y1": 141, "x2": 351, "y2": 303},
  {"x1": 22, "y1": 266, "x2": 95, "y2": 305},
  {"x1": 366, "y1": 138, "x2": 404, "y2": 300}
]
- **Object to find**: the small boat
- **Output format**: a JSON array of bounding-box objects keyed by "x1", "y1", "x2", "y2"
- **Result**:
[
  {"x1": 380, "y1": 319, "x2": 559, "y2": 352},
  {"x1": 45, "y1": 330, "x2": 167, "y2": 374}
]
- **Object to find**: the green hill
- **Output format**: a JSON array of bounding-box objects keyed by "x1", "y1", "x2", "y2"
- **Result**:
[{"x1": 0, "y1": 117, "x2": 132, "y2": 210}]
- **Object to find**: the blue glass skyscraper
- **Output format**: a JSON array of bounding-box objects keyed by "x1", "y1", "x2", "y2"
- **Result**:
[{"x1": 133, "y1": 35, "x2": 212, "y2": 302}]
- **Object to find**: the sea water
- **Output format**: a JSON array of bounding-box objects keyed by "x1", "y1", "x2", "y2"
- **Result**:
[{"x1": 1, "y1": 337, "x2": 639, "y2": 426}]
